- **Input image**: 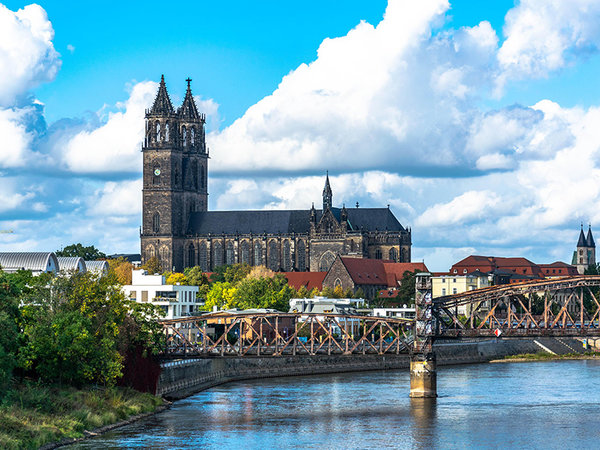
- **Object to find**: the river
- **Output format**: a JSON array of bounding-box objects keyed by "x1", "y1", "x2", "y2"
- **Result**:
[{"x1": 71, "y1": 360, "x2": 600, "y2": 449}]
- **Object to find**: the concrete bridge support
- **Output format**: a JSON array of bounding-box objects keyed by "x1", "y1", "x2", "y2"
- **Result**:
[{"x1": 409, "y1": 353, "x2": 437, "y2": 398}]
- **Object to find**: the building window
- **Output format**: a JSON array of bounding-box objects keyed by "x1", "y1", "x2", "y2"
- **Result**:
[
  {"x1": 199, "y1": 242, "x2": 208, "y2": 271},
  {"x1": 226, "y1": 241, "x2": 235, "y2": 265},
  {"x1": 442, "y1": 288, "x2": 446, "y2": 295},
  {"x1": 187, "y1": 243, "x2": 195, "y2": 267},
  {"x1": 319, "y1": 251, "x2": 336, "y2": 272},
  {"x1": 375, "y1": 249, "x2": 382, "y2": 259},
  {"x1": 297, "y1": 240, "x2": 306, "y2": 271},
  {"x1": 152, "y1": 212, "x2": 160, "y2": 233},
  {"x1": 463, "y1": 269, "x2": 467, "y2": 274},
  {"x1": 268, "y1": 240, "x2": 279, "y2": 271},
  {"x1": 389, "y1": 248, "x2": 398, "y2": 262},
  {"x1": 159, "y1": 246, "x2": 169, "y2": 269},
  {"x1": 240, "y1": 241, "x2": 250, "y2": 265},
  {"x1": 213, "y1": 241, "x2": 223, "y2": 268},
  {"x1": 156, "y1": 122, "x2": 161, "y2": 142},
  {"x1": 453, "y1": 279, "x2": 456, "y2": 283},
  {"x1": 442, "y1": 278, "x2": 445, "y2": 283},
  {"x1": 253, "y1": 241, "x2": 262, "y2": 265},
  {"x1": 453, "y1": 288, "x2": 457, "y2": 294},
  {"x1": 282, "y1": 240, "x2": 291, "y2": 272}
]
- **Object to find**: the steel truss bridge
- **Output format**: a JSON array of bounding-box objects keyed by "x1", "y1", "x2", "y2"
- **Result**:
[{"x1": 159, "y1": 275, "x2": 600, "y2": 358}]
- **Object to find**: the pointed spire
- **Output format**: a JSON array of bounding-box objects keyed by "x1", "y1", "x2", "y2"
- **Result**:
[
  {"x1": 578, "y1": 223, "x2": 587, "y2": 247},
  {"x1": 587, "y1": 224, "x2": 595, "y2": 248},
  {"x1": 150, "y1": 75, "x2": 174, "y2": 115},
  {"x1": 178, "y1": 77, "x2": 199, "y2": 119},
  {"x1": 322, "y1": 171, "x2": 332, "y2": 210},
  {"x1": 341, "y1": 203, "x2": 348, "y2": 222}
]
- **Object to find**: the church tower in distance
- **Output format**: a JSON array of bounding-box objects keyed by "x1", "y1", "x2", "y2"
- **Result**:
[
  {"x1": 141, "y1": 76, "x2": 208, "y2": 271},
  {"x1": 574, "y1": 224, "x2": 596, "y2": 274}
]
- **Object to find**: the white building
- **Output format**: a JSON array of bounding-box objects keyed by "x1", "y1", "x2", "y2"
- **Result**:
[
  {"x1": 372, "y1": 306, "x2": 416, "y2": 320},
  {"x1": 123, "y1": 270, "x2": 200, "y2": 319}
]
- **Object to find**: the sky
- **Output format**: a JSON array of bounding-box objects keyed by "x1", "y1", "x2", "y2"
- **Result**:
[{"x1": 2, "y1": 0, "x2": 600, "y2": 271}]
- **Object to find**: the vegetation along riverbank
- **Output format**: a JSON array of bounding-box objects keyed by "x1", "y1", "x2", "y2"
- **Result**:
[{"x1": 490, "y1": 351, "x2": 600, "y2": 363}]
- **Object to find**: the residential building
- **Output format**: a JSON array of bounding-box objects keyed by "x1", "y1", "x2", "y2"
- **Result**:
[{"x1": 122, "y1": 269, "x2": 200, "y2": 319}]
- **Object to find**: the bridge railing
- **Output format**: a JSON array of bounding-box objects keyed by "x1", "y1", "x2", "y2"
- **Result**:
[
  {"x1": 159, "y1": 312, "x2": 414, "y2": 357},
  {"x1": 432, "y1": 276, "x2": 600, "y2": 337}
]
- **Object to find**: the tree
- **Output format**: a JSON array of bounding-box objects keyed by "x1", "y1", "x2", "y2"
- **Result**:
[
  {"x1": 353, "y1": 287, "x2": 365, "y2": 299},
  {"x1": 333, "y1": 285, "x2": 344, "y2": 298},
  {"x1": 166, "y1": 272, "x2": 187, "y2": 285},
  {"x1": 142, "y1": 256, "x2": 161, "y2": 275},
  {"x1": 247, "y1": 265, "x2": 275, "y2": 280},
  {"x1": 235, "y1": 274, "x2": 296, "y2": 311},
  {"x1": 108, "y1": 257, "x2": 133, "y2": 284},
  {"x1": 396, "y1": 270, "x2": 420, "y2": 306},
  {"x1": 203, "y1": 282, "x2": 238, "y2": 311},
  {"x1": 0, "y1": 270, "x2": 23, "y2": 394},
  {"x1": 296, "y1": 285, "x2": 309, "y2": 298},
  {"x1": 321, "y1": 286, "x2": 335, "y2": 298},
  {"x1": 56, "y1": 243, "x2": 106, "y2": 260}
]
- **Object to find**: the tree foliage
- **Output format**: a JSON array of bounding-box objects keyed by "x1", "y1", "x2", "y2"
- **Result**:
[
  {"x1": 56, "y1": 243, "x2": 106, "y2": 260},
  {"x1": 0, "y1": 270, "x2": 22, "y2": 393},
  {"x1": 165, "y1": 272, "x2": 188, "y2": 285},
  {"x1": 141, "y1": 256, "x2": 161, "y2": 275},
  {"x1": 108, "y1": 257, "x2": 133, "y2": 284}
]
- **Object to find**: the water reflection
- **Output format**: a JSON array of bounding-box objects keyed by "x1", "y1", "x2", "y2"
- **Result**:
[{"x1": 70, "y1": 361, "x2": 600, "y2": 449}]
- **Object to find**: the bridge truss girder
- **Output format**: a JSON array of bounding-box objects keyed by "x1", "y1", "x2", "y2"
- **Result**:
[{"x1": 160, "y1": 313, "x2": 413, "y2": 358}]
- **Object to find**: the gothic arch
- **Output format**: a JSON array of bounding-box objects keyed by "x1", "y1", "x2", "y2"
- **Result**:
[
  {"x1": 165, "y1": 122, "x2": 170, "y2": 141},
  {"x1": 319, "y1": 251, "x2": 336, "y2": 272},
  {"x1": 389, "y1": 248, "x2": 398, "y2": 262},
  {"x1": 296, "y1": 240, "x2": 306, "y2": 271},
  {"x1": 253, "y1": 241, "x2": 263, "y2": 266},
  {"x1": 187, "y1": 243, "x2": 195, "y2": 267},
  {"x1": 212, "y1": 240, "x2": 223, "y2": 268},
  {"x1": 282, "y1": 240, "x2": 291, "y2": 272},
  {"x1": 226, "y1": 241, "x2": 235, "y2": 265},
  {"x1": 375, "y1": 249, "x2": 382, "y2": 260},
  {"x1": 199, "y1": 241, "x2": 208, "y2": 271},
  {"x1": 191, "y1": 127, "x2": 195, "y2": 145},
  {"x1": 155, "y1": 121, "x2": 161, "y2": 142},
  {"x1": 182, "y1": 126, "x2": 187, "y2": 146},
  {"x1": 159, "y1": 245, "x2": 170, "y2": 270},
  {"x1": 334, "y1": 278, "x2": 342, "y2": 288},
  {"x1": 146, "y1": 245, "x2": 156, "y2": 259},
  {"x1": 240, "y1": 240, "x2": 250, "y2": 265},
  {"x1": 268, "y1": 240, "x2": 279, "y2": 271}
]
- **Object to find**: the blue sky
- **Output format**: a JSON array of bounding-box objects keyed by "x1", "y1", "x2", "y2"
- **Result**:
[{"x1": 2, "y1": 0, "x2": 600, "y2": 271}]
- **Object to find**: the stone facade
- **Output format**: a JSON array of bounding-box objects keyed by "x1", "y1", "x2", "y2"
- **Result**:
[{"x1": 141, "y1": 77, "x2": 412, "y2": 272}]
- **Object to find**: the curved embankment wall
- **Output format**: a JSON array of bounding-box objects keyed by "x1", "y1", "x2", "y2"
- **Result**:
[{"x1": 157, "y1": 339, "x2": 540, "y2": 399}]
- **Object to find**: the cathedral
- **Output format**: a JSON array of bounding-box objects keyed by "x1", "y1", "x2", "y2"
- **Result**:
[{"x1": 140, "y1": 77, "x2": 412, "y2": 272}]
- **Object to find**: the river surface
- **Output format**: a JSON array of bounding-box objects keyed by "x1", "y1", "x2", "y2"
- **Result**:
[{"x1": 71, "y1": 360, "x2": 600, "y2": 449}]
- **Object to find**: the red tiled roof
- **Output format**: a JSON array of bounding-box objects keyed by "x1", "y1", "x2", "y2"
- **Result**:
[
  {"x1": 339, "y1": 258, "x2": 428, "y2": 287},
  {"x1": 282, "y1": 272, "x2": 326, "y2": 291}
]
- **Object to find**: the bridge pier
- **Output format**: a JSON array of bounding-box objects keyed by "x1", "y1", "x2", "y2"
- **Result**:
[{"x1": 409, "y1": 353, "x2": 437, "y2": 398}]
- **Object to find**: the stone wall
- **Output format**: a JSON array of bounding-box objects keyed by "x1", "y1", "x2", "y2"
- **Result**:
[{"x1": 157, "y1": 338, "x2": 542, "y2": 399}]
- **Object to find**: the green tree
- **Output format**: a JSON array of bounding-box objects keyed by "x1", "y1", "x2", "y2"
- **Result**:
[
  {"x1": 141, "y1": 256, "x2": 161, "y2": 274},
  {"x1": 203, "y1": 282, "x2": 238, "y2": 311},
  {"x1": 396, "y1": 270, "x2": 420, "y2": 306},
  {"x1": 353, "y1": 287, "x2": 365, "y2": 299},
  {"x1": 296, "y1": 285, "x2": 309, "y2": 298},
  {"x1": 235, "y1": 274, "x2": 296, "y2": 311},
  {"x1": 0, "y1": 270, "x2": 23, "y2": 394},
  {"x1": 321, "y1": 286, "x2": 335, "y2": 298},
  {"x1": 166, "y1": 272, "x2": 188, "y2": 285},
  {"x1": 56, "y1": 243, "x2": 106, "y2": 260}
]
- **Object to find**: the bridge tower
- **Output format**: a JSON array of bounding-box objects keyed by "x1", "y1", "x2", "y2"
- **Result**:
[{"x1": 411, "y1": 273, "x2": 437, "y2": 398}]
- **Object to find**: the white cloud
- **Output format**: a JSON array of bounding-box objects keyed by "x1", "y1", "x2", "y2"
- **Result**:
[
  {"x1": 0, "y1": 107, "x2": 33, "y2": 167},
  {"x1": 497, "y1": 0, "x2": 600, "y2": 86},
  {"x1": 0, "y1": 4, "x2": 60, "y2": 106},
  {"x1": 416, "y1": 190, "x2": 501, "y2": 227},
  {"x1": 87, "y1": 179, "x2": 142, "y2": 217},
  {"x1": 60, "y1": 81, "x2": 157, "y2": 174}
]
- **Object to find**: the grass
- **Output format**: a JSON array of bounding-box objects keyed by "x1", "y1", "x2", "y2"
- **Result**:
[
  {"x1": 503, "y1": 351, "x2": 600, "y2": 360},
  {"x1": 0, "y1": 382, "x2": 163, "y2": 449}
]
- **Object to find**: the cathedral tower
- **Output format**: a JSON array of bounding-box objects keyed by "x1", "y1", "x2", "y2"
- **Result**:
[
  {"x1": 574, "y1": 224, "x2": 596, "y2": 274},
  {"x1": 141, "y1": 76, "x2": 208, "y2": 271}
]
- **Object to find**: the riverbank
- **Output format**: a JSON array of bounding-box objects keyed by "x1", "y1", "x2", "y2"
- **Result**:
[
  {"x1": 490, "y1": 351, "x2": 600, "y2": 363},
  {"x1": 0, "y1": 382, "x2": 164, "y2": 449}
]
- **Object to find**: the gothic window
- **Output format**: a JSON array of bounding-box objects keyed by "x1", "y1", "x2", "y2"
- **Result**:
[
  {"x1": 156, "y1": 122, "x2": 161, "y2": 142},
  {"x1": 147, "y1": 245, "x2": 156, "y2": 259},
  {"x1": 319, "y1": 251, "x2": 336, "y2": 272},
  {"x1": 212, "y1": 241, "x2": 223, "y2": 268},
  {"x1": 402, "y1": 248, "x2": 408, "y2": 263},
  {"x1": 389, "y1": 248, "x2": 398, "y2": 262},
  {"x1": 191, "y1": 127, "x2": 195, "y2": 145},
  {"x1": 268, "y1": 240, "x2": 279, "y2": 271},
  {"x1": 159, "y1": 245, "x2": 169, "y2": 269},
  {"x1": 199, "y1": 164, "x2": 204, "y2": 189},
  {"x1": 226, "y1": 241, "x2": 235, "y2": 265},
  {"x1": 187, "y1": 243, "x2": 195, "y2": 267},
  {"x1": 152, "y1": 212, "x2": 160, "y2": 233},
  {"x1": 240, "y1": 241, "x2": 250, "y2": 265},
  {"x1": 192, "y1": 160, "x2": 198, "y2": 189},
  {"x1": 334, "y1": 278, "x2": 342, "y2": 288},
  {"x1": 254, "y1": 241, "x2": 262, "y2": 265},
  {"x1": 165, "y1": 122, "x2": 170, "y2": 141},
  {"x1": 375, "y1": 249, "x2": 382, "y2": 259},
  {"x1": 282, "y1": 240, "x2": 291, "y2": 272},
  {"x1": 182, "y1": 126, "x2": 187, "y2": 146},
  {"x1": 296, "y1": 240, "x2": 306, "y2": 271},
  {"x1": 199, "y1": 242, "x2": 208, "y2": 271}
]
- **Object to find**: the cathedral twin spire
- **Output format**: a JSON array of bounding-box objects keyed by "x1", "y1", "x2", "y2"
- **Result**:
[{"x1": 149, "y1": 75, "x2": 200, "y2": 119}]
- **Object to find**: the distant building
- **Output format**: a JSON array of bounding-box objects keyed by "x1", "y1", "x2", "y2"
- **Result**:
[
  {"x1": 56, "y1": 257, "x2": 87, "y2": 273},
  {"x1": 372, "y1": 306, "x2": 416, "y2": 320},
  {"x1": 572, "y1": 225, "x2": 595, "y2": 274},
  {"x1": 538, "y1": 262, "x2": 578, "y2": 278},
  {"x1": 0, "y1": 252, "x2": 59, "y2": 275},
  {"x1": 122, "y1": 269, "x2": 200, "y2": 319},
  {"x1": 282, "y1": 271, "x2": 326, "y2": 292},
  {"x1": 140, "y1": 76, "x2": 412, "y2": 273},
  {"x1": 289, "y1": 297, "x2": 364, "y2": 315},
  {"x1": 322, "y1": 256, "x2": 428, "y2": 299},
  {"x1": 431, "y1": 272, "x2": 491, "y2": 315}
]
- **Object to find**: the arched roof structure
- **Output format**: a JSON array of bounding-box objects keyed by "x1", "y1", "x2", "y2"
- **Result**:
[
  {"x1": 57, "y1": 257, "x2": 87, "y2": 273},
  {"x1": 85, "y1": 260, "x2": 109, "y2": 275},
  {"x1": 0, "y1": 252, "x2": 59, "y2": 274}
]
